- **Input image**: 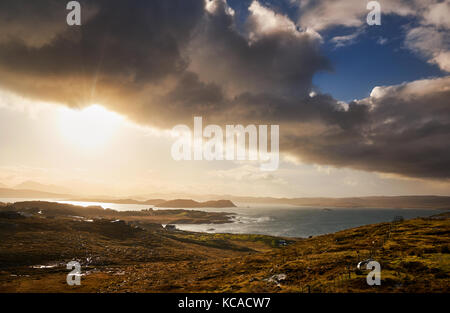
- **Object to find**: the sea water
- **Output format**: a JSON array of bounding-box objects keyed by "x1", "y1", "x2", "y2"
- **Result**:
[{"x1": 1, "y1": 198, "x2": 445, "y2": 238}]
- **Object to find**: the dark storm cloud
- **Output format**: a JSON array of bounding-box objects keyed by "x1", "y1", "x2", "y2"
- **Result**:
[
  {"x1": 187, "y1": 0, "x2": 330, "y2": 98},
  {"x1": 0, "y1": 0, "x2": 205, "y2": 106},
  {"x1": 0, "y1": 0, "x2": 69, "y2": 47},
  {"x1": 282, "y1": 78, "x2": 450, "y2": 180},
  {"x1": 0, "y1": 0, "x2": 448, "y2": 180}
]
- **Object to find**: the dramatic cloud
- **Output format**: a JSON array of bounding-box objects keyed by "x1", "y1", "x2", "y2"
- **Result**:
[
  {"x1": 0, "y1": 0, "x2": 206, "y2": 110},
  {"x1": 283, "y1": 77, "x2": 450, "y2": 180},
  {"x1": 187, "y1": 0, "x2": 328, "y2": 98},
  {"x1": 0, "y1": 0, "x2": 449, "y2": 181}
]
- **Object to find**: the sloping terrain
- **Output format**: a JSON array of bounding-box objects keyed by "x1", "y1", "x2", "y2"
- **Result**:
[{"x1": 0, "y1": 209, "x2": 448, "y2": 293}]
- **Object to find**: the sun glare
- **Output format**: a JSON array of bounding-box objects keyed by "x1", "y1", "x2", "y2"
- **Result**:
[{"x1": 58, "y1": 105, "x2": 123, "y2": 149}]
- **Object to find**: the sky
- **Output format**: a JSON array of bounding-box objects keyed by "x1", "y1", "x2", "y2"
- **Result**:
[{"x1": 0, "y1": 0, "x2": 449, "y2": 198}]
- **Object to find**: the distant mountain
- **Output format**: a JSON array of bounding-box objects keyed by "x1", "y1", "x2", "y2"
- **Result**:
[
  {"x1": 132, "y1": 193, "x2": 450, "y2": 210},
  {"x1": 68, "y1": 198, "x2": 165, "y2": 205},
  {"x1": 14, "y1": 181, "x2": 71, "y2": 194},
  {"x1": 65, "y1": 195, "x2": 450, "y2": 210},
  {"x1": 223, "y1": 195, "x2": 450, "y2": 209},
  {"x1": 0, "y1": 188, "x2": 71, "y2": 199},
  {"x1": 1, "y1": 183, "x2": 448, "y2": 210},
  {"x1": 155, "y1": 199, "x2": 236, "y2": 208}
]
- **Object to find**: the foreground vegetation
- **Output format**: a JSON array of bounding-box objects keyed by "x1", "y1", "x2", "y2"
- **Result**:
[{"x1": 0, "y1": 202, "x2": 448, "y2": 293}]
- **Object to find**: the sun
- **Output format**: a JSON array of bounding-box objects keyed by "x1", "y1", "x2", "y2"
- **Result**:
[{"x1": 58, "y1": 105, "x2": 123, "y2": 149}]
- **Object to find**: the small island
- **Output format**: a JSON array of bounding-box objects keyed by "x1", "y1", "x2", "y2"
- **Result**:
[
  {"x1": 64, "y1": 198, "x2": 237, "y2": 208},
  {"x1": 155, "y1": 199, "x2": 236, "y2": 208}
]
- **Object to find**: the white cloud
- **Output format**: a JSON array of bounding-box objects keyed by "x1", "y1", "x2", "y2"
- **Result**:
[
  {"x1": 433, "y1": 51, "x2": 450, "y2": 72},
  {"x1": 377, "y1": 37, "x2": 388, "y2": 45},
  {"x1": 0, "y1": 88, "x2": 55, "y2": 119},
  {"x1": 295, "y1": 0, "x2": 450, "y2": 71},
  {"x1": 248, "y1": 1, "x2": 297, "y2": 37},
  {"x1": 422, "y1": 1, "x2": 450, "y2": 29},
  {"x1": 247, "y1": 1, "x2": 323, "y2": 43},
  {"x1": 405, "y1": 26, "x2": 450, "y2": 72},
  {"x1": 205, "y1": 0, "x2": 235, "y2": 16},
  {"x1": 330, "y1": 29, "x2": 365, "y2": 48},
  {"x1": 370, "y1": 76, "x2": 450, "y2": 101},
  {"x1": 297, "y1": 0, "x2": 416, "y2": 31}
]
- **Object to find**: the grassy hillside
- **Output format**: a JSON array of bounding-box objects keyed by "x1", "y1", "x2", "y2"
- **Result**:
[{"x1": 0, "y1": 210, "x2": 448, "y2": 293}]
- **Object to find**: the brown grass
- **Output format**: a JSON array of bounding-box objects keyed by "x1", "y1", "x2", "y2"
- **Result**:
[{"x1": 0, "y1": 211, "x2": 448, "y2": 293}]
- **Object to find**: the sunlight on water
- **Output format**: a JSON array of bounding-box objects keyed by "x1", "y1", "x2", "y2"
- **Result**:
[{"x1": 1, "y1": 198, "x2": 445, "y2": 238}]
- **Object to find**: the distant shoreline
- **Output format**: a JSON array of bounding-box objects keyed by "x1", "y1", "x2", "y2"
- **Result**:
[
  {"x1": 0, "y1": 200, "x2": 235, "y2": 224},
  {"x1": 1, "y1": 192, "x2": 450, "y2": 210}
]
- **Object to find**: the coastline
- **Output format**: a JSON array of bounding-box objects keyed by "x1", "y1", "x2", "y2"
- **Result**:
[{"x1": 0, "y1": 211, "x2": 448, "y2": 293}]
